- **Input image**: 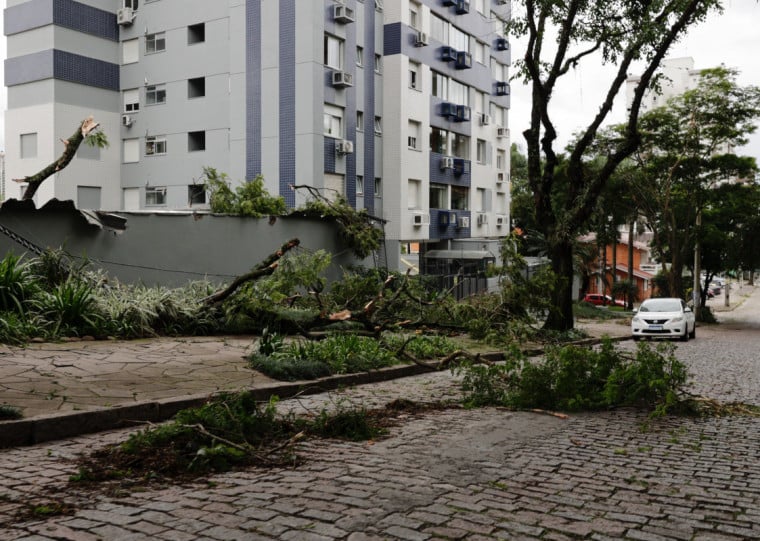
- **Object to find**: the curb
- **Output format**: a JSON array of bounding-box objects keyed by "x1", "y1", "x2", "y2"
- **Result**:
[{"x1": 0, "y1": 337, "x2": 627, "y2": 449}]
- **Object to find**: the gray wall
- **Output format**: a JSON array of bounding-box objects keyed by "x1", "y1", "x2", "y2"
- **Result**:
[{"x1": 0, "y1": 201, "x2": 361, "y2": 287}]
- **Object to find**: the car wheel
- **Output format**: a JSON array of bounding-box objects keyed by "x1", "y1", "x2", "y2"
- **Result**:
[
  {"x1": 680, "y1": 326, "x2": 689, "y2": 342},
  {"x1": 689, "y1": 324, "x2": 696, "y2": 339},
  {"x1": 632, "y1": 336, "x2": 641, "y2": 342}
]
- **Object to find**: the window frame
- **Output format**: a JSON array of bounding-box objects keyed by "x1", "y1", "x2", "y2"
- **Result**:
[
  {"x1": 145, "y1": 186, "x2": 167, "y2": 206},
  {"x1": 145, "y1": 84, "x2": 167, "y2": 105},
  {"x1": 145, "y1": 31, "x2": 166, "y2": 54},
  {"x1": 145, "y1": 136, "x2": 167, "y2": 156}
]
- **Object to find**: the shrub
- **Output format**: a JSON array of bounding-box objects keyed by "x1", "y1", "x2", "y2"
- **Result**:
[{"x1": 0, "y1": 253, "x2": 37, "y2": 314}]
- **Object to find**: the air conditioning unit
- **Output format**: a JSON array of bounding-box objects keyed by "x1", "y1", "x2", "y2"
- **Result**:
[
  {"x1": 497, "y1": 171, "x2": 505, "y2": 183},
  {"x1": 333, "y1": 4, "x2": 355, "y2": 23},
  {"x1": 457, "y1": 216, "x2": 470, "y2": 229},
  {"x1": 415, "y1": 31, "x2": 429, "y2": 47},
  {"x1": 496, "y1": 216, "x2": 504, "y2": 226},
  {"x1": 455, "y1": 105, "x2": 471, "y2": 122},
  {"x1": 496, "y1": 37, "x2": 509, "y2": 51},
  {"x1": 455, "y1": 0, "x2": 470, "y2": 15},
  {"x1": 496, "y1": 0, "x2": 508, "y2": 4},
  {"x1": 480, "y1": 113, "x2": 491, "y2": 126},
  {"x1": 440, "y1": 102, "x2": 457, "y2": 118},
  {"x1": 332, "y1": 71, "x2": 353, "y2": 87},
  {"x1": 442, "y1": 0, "x2": 456, "y2": 6},
  {"x1": 441, "y1": 46, "x2": 458, "y2": 62},
  {"x1": 497, "y1": 126, "x2": 508, "y2": 138},
  {"x1": 117, "y1": 7, "x2": 135, "y2": 25},
  {"x1": 336, "y1": 139, "x2": 354, "y2": 154},
  {"x1": 477, "y1": 213, "x2": 488, "y2": 226},
  {"x1": 455, "y1": 51, "x2": 472, "y2": 69},
  {"x1": 121, "y1": 114, "x2": 133, "y2": 127},
  {"x1": 440, "y1": 156, "x2": 454, "y2": 170},
  {"x1": 495, "y1": 81, "x2": 510, "y2": 96},
  {"x1": 411, "y1": 212, "x2": 430, "y2": 226}
]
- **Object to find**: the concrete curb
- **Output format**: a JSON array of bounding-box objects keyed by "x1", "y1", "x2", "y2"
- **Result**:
[{"x1": 0, "y1": 337, "x2": 628, "y2": 449}]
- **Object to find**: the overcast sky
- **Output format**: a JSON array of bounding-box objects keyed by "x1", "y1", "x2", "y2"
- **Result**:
[{"x1": 0, "y1": 1, "x2": 759, "y2": 160}]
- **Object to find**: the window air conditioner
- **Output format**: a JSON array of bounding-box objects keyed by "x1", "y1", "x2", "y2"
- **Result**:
[
  {"x1": 440, "y1": 156, "x2": 454, "y2": 170},
  {"x1": 497, "y1": 171, "x2": 505, "y2": 183},
  {"x1": 457, "y1": 216, "x2": 470, "y2": 229},
  {"x1": 332, "y1": 71, "x2": 353, "y2": 87},
  {"x1": 455, "y1": 105, "x2": 471, "y2": 122},
  {"x1": 480, "y1": 113, "x2": 491, "y2": 126},
  {"x1": 336, "y1": 140, "x2": 354, "y2": 154},
  {"x1": 496, "y1": 216, "x2": 504, "y2": 226},
  {"x1": 415, "y1": 31, "x2": 429, "y2": 47},
  {"x1": 495, "y1": 81, "x2": 510, "y2": 96},
  {"x1": 121, "y1": 115, "x2": 133, "y2": 127},
  {"x1": 333, "y1": 5, "x2": 355, "y2": 23},
  {"x1": 441, "y1": 46, "x2": 458, "y2": 62},
  {"x1": 412, "y1": 212, "x2": 430, "y2": 226},
  {"x1": 497, "y1": 126, "x2": 508, "y2": 138},
  {"x1": 117, "y1": 7, "x2": 135, "y2": 25},
  {"x1": 455, "y1": 51, "x2": 473, "y2": 69},
  {"x1": 496, "y1": 37, "x2": 509, "y2": 51},
  {"x1": 455, "y1": 0, "x2": 470, "y2": 15}
]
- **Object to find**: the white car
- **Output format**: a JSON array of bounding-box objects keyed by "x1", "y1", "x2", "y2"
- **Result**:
[{"x1": 631, "y1": 297, "x2": 696, "y2": 341}]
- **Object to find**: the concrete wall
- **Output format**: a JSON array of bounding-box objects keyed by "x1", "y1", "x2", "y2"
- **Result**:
[{"x1": 0, "y1": 201, "x2": 360, "y2": 287}]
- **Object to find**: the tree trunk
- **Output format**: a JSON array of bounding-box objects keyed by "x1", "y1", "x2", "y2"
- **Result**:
[
  {"x1": 544, "y1": 239, "x2": 574, "y2": 331},
  {"x1": 19, "y1": 117, "x2": 100, "y2": 201},
  {"x1": 627, "y1": 221, "x2": 635, "y2": 309}
]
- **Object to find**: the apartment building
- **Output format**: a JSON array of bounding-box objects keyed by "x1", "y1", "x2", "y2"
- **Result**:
[{"x1": 4, "y1": 0, "x2": 512, "y2": 271}]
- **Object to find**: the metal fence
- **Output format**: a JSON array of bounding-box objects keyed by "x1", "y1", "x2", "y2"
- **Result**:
[{"x1": 424, "y1": 273, "x2": 489, "y2": 300}]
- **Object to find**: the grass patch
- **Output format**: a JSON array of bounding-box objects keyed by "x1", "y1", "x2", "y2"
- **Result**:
[{"x1": 0, "y1": 404, "x2": 22, "y2": 420}]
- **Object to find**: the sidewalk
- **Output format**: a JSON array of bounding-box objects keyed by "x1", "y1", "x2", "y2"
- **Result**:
[{"x1": 1, "y1": 284, "x2": 753, "y2": 447}]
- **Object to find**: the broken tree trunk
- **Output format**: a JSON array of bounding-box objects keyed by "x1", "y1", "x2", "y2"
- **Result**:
[
  {"x1": 18, "y1": 116, "x2": 101, "y2": 201},
  {"x1": 203, "y1": 238, "x2": 301, "y2": 305}
]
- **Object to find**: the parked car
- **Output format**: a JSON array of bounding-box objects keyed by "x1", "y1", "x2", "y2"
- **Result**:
[
  {"x1": 631, "y1": 297, "x2": 696, "y2": 341},
  {"x1": 583, "y1": 293, "x2": 626, "y2": 307}
]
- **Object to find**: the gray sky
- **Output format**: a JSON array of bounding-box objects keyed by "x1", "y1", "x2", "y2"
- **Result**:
[{"x1": 0, "y1": 1, "x2": 759, "y2": 160}]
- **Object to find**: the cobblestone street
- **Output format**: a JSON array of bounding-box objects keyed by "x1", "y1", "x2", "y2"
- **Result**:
[{"x1": 0, "y1": 286, "x2": 758, "y2": 540}]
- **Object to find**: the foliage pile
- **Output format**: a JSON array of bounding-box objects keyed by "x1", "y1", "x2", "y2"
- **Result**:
[
  {"x1": 249, "y1": 331, "x2": 457, "y2": 381},
  {"x1": 457, "y1": 339, "x2": 689, "y2": 416},
  {"x1": 203, "y1": 167, "x2": 286, "y2": 217},
  {"x1": 72, "y1": 392, "x2": 392, "y2": 481}
]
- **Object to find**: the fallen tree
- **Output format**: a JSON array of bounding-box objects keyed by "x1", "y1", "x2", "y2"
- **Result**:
[{"x1": 16, "y1": 116, "x2": 108, "y2": 201}]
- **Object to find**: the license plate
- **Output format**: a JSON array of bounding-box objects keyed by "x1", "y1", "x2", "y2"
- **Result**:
[{"x1": 648, "y1": 324, "x2": 663, "y2": 331}]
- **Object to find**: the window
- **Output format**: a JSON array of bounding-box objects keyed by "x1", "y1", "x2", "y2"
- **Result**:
[
  {"x1": 123, "y1": 88, "x2": 139, "y2": 113},
  {"x1": 145, "y1": 136, "x2": 167, "y2": 156},
  {"x1": 429, "y1": 183, "x2": 447, "y2": 208},
  {"x1": 324, "y1": 34, "x2": 343, "y2": 69},
  {"x1": 408, "y1": 179, "x2": 421, "y2": 209},
  {"x1": 145, "y1": 32, "x2": 166, "y2": 54},
  {"x1": 497, "y1": 149, "x2": 506, "y2": 170},
  {"x1": 409, "y1": 1, "x2": 420, "y2": 28},
  {"x1": 450, "y1": 26, "x2": 470, "y2": 53},
  {"x1": 451, "y1": 133, "x2": 470, "y2": 159},
  {"x1": 408, "y1": 120, "x2": 421, "y2": 150},
  {"x1": 77, "y1": 186, "x2": 101, "y2": 209},
  {"x1": 20, "y1": 133, "x2": 37, "y2": 159},
  {"x1": 374, "y1": 116, "x2": 382, "y2": 135},
  {"x1": 476, "y1": 139, "x2": 486, "y2": 164},
  {"x1": 123, "y1": 138, "x2": 140, "y2": 163},
  {"x1": 491, "y1": 59, "x2": 507, "y2": 81},
  {"x1": 374, "y1": 177, "x2": 382, "y2": 197},
  {"x1": 123, "y1": 0, "x2": 138, "y2": 9},
  {"x1": 431, "y1": 71, "x2": 448, "y2": 100},
  {"x1": 496, "y1": 192, "x2": 506, "y2": 214},
  {"x1": 409, "y1": 61, "x2": 420, "y2": 90},
  {"x1": 188, "y1": 131, "x2": 206, "y2": 151},
  {"x1": 475, "y1": 0, "x2": 485, "y2": 15},
  {"x1": 476, "y1": 90, "x2": 486, "y2": 114},
  {"x1": 122, "y1": 38, "x2": 139, "y2": 64},
  {"x1": 145, "y1": 186, "x2": 167, "y2": 206},
  {"x1": 188, "y1": 77, "x2": 205, "y2": 98},
  {"x1": 356, "y1": 111, "x2": 364, "y2": 131},
  {"x1": 323, "y1": 104, "x2": 343, "y2": 138},
  {"x1": 451, "y1": 186, "x2": 469, "y2": 210},
  {"x1": 356, "y1": 175, "x2": 364, "y2": 195},
  {"x1": 188, "y1": 185, "x2": 206, "y2": 206},
  {"x1": 430, "y1": 127, "x2": 448, "y2": 154},
  {"x1": 449, "y1": 79, "x2": 469, "y2": 106},
  {"x1": 356, "y1": 46, "x2": 363, "y2": 67},
  {"x1": 374, "y1": 54, "x2": 382, "y2": 73},
  {"x1": 146, "y1": 84, "x2": 166, "y2": 105},
  {"x1": 188, "y1": 23, "x2": 205, "y2": 44},
  {"x1": 77, "y1": 143, "x2": 100, "y2": 160},
  {"x1": 474, "y1": 41, "x2": 486, "y2": 65},
  {"x1": 431, "y1": 14, "x2": 449, "y2": 45}
]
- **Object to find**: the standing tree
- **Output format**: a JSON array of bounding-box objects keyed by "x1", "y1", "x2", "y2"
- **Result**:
[
  {"x1": 511, "y1": 0, "x2": 722, "y2": 330},
  {"x1": 629, "y1": 67, "x2": 760, "y2": 303}
]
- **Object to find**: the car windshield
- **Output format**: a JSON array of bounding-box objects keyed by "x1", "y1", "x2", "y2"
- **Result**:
[{"x1": 640, "y1": 299, "x2": 681, "y2": 312}]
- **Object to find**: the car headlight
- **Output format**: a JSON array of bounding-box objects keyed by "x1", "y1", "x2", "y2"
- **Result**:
[
  {"x1": 632, "y1": 316, "x2": 641, "y2": 323},
  {"x1": 671, "y1": 316, "x2": 683, "y2": 323}
]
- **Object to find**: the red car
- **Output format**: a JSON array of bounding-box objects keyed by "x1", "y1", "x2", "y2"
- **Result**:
[{"x1": 583, "y1": 294, "x2": 626, "y2": 307}]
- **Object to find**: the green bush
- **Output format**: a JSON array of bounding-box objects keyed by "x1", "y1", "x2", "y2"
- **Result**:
[{"x1": 0, "y1": 254, "x2": 37, "y2": 314}]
